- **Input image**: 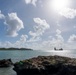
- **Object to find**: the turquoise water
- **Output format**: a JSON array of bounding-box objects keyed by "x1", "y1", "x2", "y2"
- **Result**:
[{"x1": 0, "y1": 50, "x2": 76, "y2": 75}]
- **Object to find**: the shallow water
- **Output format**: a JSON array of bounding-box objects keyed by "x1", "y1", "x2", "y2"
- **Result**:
[
  {"x1": 0, "y1": 50, "x2": 76, "y2": 75},
  {"x1": 0, "y1": 66, "x2": 16, "y2": 75}
]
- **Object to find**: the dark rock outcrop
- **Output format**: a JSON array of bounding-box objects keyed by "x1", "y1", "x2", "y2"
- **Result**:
[
  {"x1": 13, "y1": 55, "x2": 76, "y2": 75},
  {"x1": 0, "y1": 59, "x2": 13, "y2": 67}
]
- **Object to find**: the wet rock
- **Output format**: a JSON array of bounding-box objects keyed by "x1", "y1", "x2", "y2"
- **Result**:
[
  {"x1": 0, "y1": 59, "x2": 13, "y2": 67},
  {"x1": 13, "y1": 55, "x2": 76, "y2": 75}
]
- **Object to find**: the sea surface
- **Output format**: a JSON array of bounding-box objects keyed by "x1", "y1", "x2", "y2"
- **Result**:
[{"x1": 0, "y1": 49, "x2": 76, "y2": 75}]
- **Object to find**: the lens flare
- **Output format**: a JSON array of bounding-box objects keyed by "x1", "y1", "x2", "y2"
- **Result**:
[{"x1": 51, "y1": 0, "x2": 69, "y2": 11}]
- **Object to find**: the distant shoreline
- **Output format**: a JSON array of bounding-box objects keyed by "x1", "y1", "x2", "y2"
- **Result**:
[{"x1": 0, "y1": 48, "x2": 33, "y2": 50}]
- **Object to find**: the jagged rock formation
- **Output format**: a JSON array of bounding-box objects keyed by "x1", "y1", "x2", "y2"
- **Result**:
[
  {"x1": 13, "y1": 55, "x2": 76, "y2": 75},
  {"x1": 0, "y1": 59, "x2": 13, "y2": 67}
]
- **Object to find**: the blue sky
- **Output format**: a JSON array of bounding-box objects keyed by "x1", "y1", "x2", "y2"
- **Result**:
[{"x1": 0, "y1": 0, "x2": 76, "y2": 50}]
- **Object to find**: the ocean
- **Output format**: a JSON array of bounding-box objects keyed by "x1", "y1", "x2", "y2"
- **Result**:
[{"x1": 0, "y1": 49, "x2": 76, "y2": 75}]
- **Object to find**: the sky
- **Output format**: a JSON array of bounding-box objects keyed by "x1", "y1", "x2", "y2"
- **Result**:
[{"x1": 0, "y1": 0, "x2": 76, "y2": 50}]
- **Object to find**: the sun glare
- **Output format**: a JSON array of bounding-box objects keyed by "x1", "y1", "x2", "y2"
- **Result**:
[{"x1": 51, "y1": 0, "x2": 69, "y2": 11}]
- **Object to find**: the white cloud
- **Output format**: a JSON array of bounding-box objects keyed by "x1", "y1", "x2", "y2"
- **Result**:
[
  {"x1": 28, "y1": 29, "x2": 64, "y2": 50},
  {"x1": 56, "y1": 29, "x2": 64, "y2": 42},
  {"x1": 28, "y1": 36, "x2": 41, "y2": 42},
  {"x1": 68, "y1": 34, "x2": 76, "y2": 43},
  {"x1": 41, "y1": 29, "x2": 64, "y2": 50},
  {"x1": 29, "y1": 18, "x2": 50, "y2": 41},
  {"x1": 32, "y1": 0, "x2": 37, "y2": 6},
  {"x1": 4, "y1": 13, "x2": 24, "y2": 37},
  {"x1": 25, "y1": 0, "x2": 31, "y2": 4},
  {"x1": 52, "y1": 29, "x2": 64, "y2": 48},
  {"x1": 0, "y1": 10, "x2": 5, "y2": 19},
  {"x1": 56, "y1": 29, "x2": 61, "y2": 35},
  {"x1": 15, "y1": 35, "x2": 28, "y2": 47},
  {"x1": 25, "y1": 0, "x2": 37, "y2": 6},
  {"x1": 33, "y1": 17, "x2": 50, "y2": 36},
  {"x1": 33, "y1": 18, "x2": 50, "y2": 28},
  {"x1": 0, "y1": 35, "x2": 28, "y2": 48},
  {"x1": 20, "y1": 35, "x2": 28, "y2": 43},
  {"x1": 16, "y1": 35, "x2": 28, "y2": 44},
  {"x1": 1, "y1": 33, "x2": 76, "y2": 50},
  {"x1": 0, "y1": 41, "x2": 13, "y2": 48},
  {"x1": 59, "y1": 8, "x2": 76, "y2": 19}
]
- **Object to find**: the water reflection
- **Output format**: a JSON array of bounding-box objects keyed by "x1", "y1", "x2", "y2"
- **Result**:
[{"x1": 43, "y1": 49, "x2": 76, "y2": 58}]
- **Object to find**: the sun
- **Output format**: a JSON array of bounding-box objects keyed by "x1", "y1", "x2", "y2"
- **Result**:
[{"x1": 51, "y1": 0, "x2": 69, "y2": 11}]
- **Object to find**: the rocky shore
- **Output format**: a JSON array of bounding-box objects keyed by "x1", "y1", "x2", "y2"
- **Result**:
[
  {"x1": 13, "y1": 55, "x2": 76, "y2": 75},
  {"x1": 0, "y1": 59, "x2": 13, "y2": 67}
]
